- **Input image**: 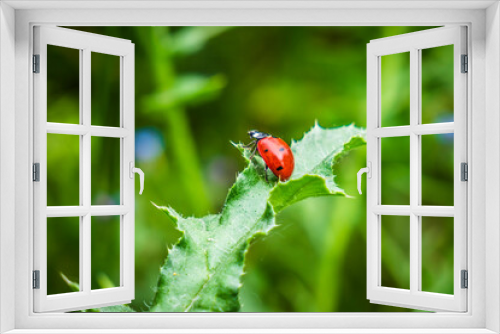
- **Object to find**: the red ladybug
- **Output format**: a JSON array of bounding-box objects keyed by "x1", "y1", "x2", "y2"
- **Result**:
[{"x1": 246, "y1": 130, "x2": 294, "y2": 181}]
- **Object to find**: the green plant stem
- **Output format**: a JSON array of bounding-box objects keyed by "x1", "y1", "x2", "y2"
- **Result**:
[
  {"x1": 164, "y1": 107, "x2": 212, "y2": 214},
  {"x1": 315, "y1": 198, "x2": 357, "y2": 311},
  {"x1": 144, "y1": 27, "x2": 212, "y2": 215}
]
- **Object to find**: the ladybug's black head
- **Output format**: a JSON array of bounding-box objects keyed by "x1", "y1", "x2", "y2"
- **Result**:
[{"x1": 248, "y1": 130, "x2": 270, "y2": 140}]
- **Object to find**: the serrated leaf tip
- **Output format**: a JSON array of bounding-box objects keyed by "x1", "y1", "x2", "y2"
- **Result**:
[{"x1": 153, "y1": 202, "x2": 181, "y2": 223}]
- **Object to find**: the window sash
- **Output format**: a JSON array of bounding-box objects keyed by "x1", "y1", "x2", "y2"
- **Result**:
[
  {"x1": 366, "y1": 26, "x2": 468, "y2": 312},
  {"x1": 33, "y1": 26, "x2": 135, "y2": 313}
]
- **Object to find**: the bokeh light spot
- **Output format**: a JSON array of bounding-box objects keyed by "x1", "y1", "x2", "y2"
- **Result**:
[{"x1": 135, "y1": 127, "x2": 165, "y2": 162}]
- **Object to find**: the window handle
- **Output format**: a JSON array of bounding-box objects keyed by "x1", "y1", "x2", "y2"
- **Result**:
[
  {"x1": 357, "y1": 162, "x2": 372, "y2": 195},
  {"x1": 130, "y1": 162, "x2": 145, "y2": 195}
]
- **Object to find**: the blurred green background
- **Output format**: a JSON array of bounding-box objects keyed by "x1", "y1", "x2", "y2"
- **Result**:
[{"x1": 46, "y1": 26, "x2": 455, "y2": 312}]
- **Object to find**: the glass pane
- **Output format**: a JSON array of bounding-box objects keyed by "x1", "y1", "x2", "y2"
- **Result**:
[
  {"x1": 47, "y1": 45, "x2": 80, "y2": 124},
  {"x1": 381, "y1": 215, "x2": 410, "y2": 290},
  {"x1": 381, "y1": 52, "x2": 410, "y2": 127},
  {"x1": 421, "y1": 134, "x2": 454, "y2": 206},
  {"x1": 421, "y1": 45, "x2": 454, "y2": 124},
  {"x1": 381, "y1": 136, "x2": 410, "y2": 205},
  {"x1": 91, "y1": 137, "x2": 121, "y2": 205},
  {"x1": 47, "y1": 134, "x2": 80, "y2": 206},
  {"x1": 91, "y1": 52, "x2": 121, "y2": 127},
  {"x1": 421, "y1": 217, "x2": 454, "y2": 294},
  {"x1": 47, "y1": 217, "x2": 80, "y2": 295},
  {"x1": 91, "y1": 216, "x2": 120, "y2": 290}
]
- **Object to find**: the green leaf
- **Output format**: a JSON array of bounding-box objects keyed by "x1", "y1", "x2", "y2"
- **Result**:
[
  {"x1": 60, "y1": 272, "x2": 80, "y2": 293},
  {"x1": 150, "y1": 123, "x2": 365, "y2": 312},
  {"x1": 151, "y1": 166, "x2": 274, "y2": 312},
  {"x1": 269, "y1": 123, "x2": 366, "y2": 212},
  {"x1": 170, "y1": 27, "x2": 234, "y2": 57},
  {"x1": 143, "y1": 74, "x2": 227, "y2": 112},
  {"x1": 95, "y1": 272, "x2": 117, "y2": 290},
  {"x1": 81, "y1": 304, "x2": 136, "y2": 313}
]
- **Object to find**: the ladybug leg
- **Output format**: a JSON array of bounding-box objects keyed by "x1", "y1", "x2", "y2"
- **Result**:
[
  {"x1": 265, "y1": 165, "x2": 269, "y2": 182},
  {"x1": 249, "y1": 146, "x2": 257, "y2": 161},
  {"x1": 242, "y1": 140, "x2": 256, "y2": 149}
]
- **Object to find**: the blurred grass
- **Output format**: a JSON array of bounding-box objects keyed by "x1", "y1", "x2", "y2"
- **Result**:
[
  {"x1": 47, "y1": 26, "x2": 454, "y2": 312},
  {"x1": 381, "y1": 51, "x2": 410, "y2": 127}
]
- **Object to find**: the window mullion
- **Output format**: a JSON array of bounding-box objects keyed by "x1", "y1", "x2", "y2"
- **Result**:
[
  {"x1": 409, "y1": 47, "x2": 420, "y2": 294},
  {"x1": 372, "y1": 205, "x2": 454, "y2": 217},
  {"x1": 81, "y1": 48, "x2": 91, "y2": 294},
  {"x1": 416, "y1": 48, "x2": 423, "y2": 293},
  {"x1": 122, "y1": 51, "x2": 135, "y2": 291}
]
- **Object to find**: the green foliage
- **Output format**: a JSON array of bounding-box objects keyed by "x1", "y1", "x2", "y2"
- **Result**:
[
  {"x1": 138, "y1": 26, "x2": 234, "y2": 217},
  {"x1": 169, "y1": 27, "x2": 234, "y2": 57},
  {"x1": 68, "y1": 123, "x2": 365, "y2": 312},
  {"x1": 61, "y1": 273, "x2": 136, "y2": 313},
  {"x1": 143, "y1": 74, "x2": 227, "y2": 111},
  {"x1": 52, "y1": 26, "x2": 446, "y2": 312},
  {"x1": 60, "y1": 273, "x2": 80, "y2": 293},
  {"x1": 151, "y1": 170, "x2": 274, "y2": 312},
  {"x1": 83, "y1": 304, "x2": 136, "y2": 313},
  {"x1": 149, "y1": 124, "x2": 365, "y2": 312},
  {"x1": 270, "y1": 123, "x2": 366, "y2": 212}
]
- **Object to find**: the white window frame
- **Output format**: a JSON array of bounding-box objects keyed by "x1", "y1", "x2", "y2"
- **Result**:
[{"x1": 0, "y1": 1, "x2": 499, "y2": 333}]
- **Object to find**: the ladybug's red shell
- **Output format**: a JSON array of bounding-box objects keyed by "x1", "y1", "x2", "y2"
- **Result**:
[{"x1": 257, "y1": 137, "x2": 294, "y2": 181}]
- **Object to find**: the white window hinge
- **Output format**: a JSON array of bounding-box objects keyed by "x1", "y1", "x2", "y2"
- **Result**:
[
  {"x1": 461, "y1": 162, "x2": 468, "y2": 182},
  {"x1": 33, "y1": 270, "x2": 40, "y2": 289},
  {"x1": 33, "y1": 163, "x2": 40, "y2": 182},
  {"x1": 461, "y1": 270, "x2": 468, "y2": 289},
  {"x1": 461, "y1": 54, "x2": 468, "y2": 73},
  {"x1": 33, "y1": 54, "x2": 40, "y2": 73}
]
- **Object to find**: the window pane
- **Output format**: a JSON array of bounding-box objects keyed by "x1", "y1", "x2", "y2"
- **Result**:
[
  {"x1": 91, "y1": 52, "x2": 121, "y2": 127},
  {"x1": 47, "y1": 217, "x2": 80, "y2": 295},
  {"x1": 91, "y1": 137, "x2": 121, "y2": 205},
  {"x1": 381, "y1": 52, "x2": 410, "y2": 127},
  {"x1": 421, "y1": 217, "x2": 454, "y2": 294},
  {"x1": 421, "y1": 45, "x2": 454, "y2": 124},
  {"x1": 381, "y1": 215, "x2": 410, "y2": 290},
  {"x1": 91, "y1": 216, "x2": 120, "y2": 290},
  {"x1": 47, "y1": 45, "x2": 80, "y2": 124},
  {"x1": 47, "y1": 134, "x2": 80, "y2": 206},
  {"x1": 381, "y1": 136, "x2": 410, "y2": 205},
  {"x1": 421, "y1": 134, "x2": 454, "y2": 206}
]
